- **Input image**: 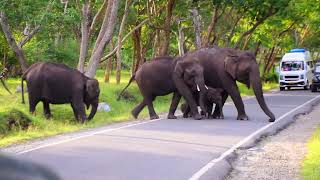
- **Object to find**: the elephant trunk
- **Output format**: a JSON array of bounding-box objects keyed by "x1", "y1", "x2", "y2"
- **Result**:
[
  {"x1": 88, "y1": 100, "x2": 98, "y2": 120},
  {"x1": 250, "y1": 69, "x2": 275, "y2": 122},
  {"x1": 195, "y1": 78, "x2": 208, "y2": 114}
]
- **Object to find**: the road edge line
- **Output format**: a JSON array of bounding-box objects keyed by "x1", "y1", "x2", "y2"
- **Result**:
[{"x1": 188, "y1": 94, "x2": 320, "y2": 180}]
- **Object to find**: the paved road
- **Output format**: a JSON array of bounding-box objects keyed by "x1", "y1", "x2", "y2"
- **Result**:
[{"x1": 9, "y1": 90, "x2": 320, "y2": 180}]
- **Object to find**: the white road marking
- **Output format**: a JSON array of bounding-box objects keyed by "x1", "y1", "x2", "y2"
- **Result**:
[
  {"x1": 16, "y1": 118, "x2": 163, "y2": 155},
  {"x1": 188, "y1": 94, "x2": 320, "y2": 180}
]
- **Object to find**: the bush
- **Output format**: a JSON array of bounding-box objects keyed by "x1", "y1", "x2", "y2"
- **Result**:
[
  {"x1": 264, "y1": 72, "x2": 279, "y2": 83},
  {"x1": 0, "y1": 109, "x2": 32, "y2": 136}
]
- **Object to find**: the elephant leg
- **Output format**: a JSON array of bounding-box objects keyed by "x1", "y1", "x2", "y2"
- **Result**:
[
  {"x1": 71, "y1": 104, "x2": 79, "y2": 121},
  {"x1": 207, "y1": 103, "x2": 214, "y2": 119},
  {"x1": 226, "y1": 84, "x2": 248, "y2": 120},
  {"x1": 145, "y1": 97, "x2": 159, "y2": 120},
  {"x1": 71, "y1": 99, "x2": 87, "y2": 123},
  {"x1": 42, "y1": 101, "x2": 52, "y2": 119},
  {"x1": 167, "y1": 92, "x2": 181, "y2": 119},
  {"x1": 184, "y1": 105, "x2": 191, "y2": 118},
  {"x1": 213, "y1": 92, "x2": 228, "y2": 118},
  {"x1": 131, "y1": 100, "x2": 147, "y2": 119},
  {"x1": 28, "y1": 95, "x2": 39, "y2": 116}
]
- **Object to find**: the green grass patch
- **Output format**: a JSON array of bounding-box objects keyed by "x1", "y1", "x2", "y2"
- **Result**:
[
  {"x1": 301, "y1": 127, "x2": 320, "y2": 180},
  {"x1": 0, "y1": 70, "x2": 278, "y2": 147}
]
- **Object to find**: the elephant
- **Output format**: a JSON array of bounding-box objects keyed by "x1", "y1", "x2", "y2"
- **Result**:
[
  {"x1": 118, "y1": 56, "x2": 208, "y2": 120},
  {"x1": 181, "y1": 87, "x2": 224, "y2": 119},
  {"x1": 173, "y1": 47, "x2": 276, "y2": 122},
  {"x1": 21, "y1": 62, "x2": 100, "y2": 123}
]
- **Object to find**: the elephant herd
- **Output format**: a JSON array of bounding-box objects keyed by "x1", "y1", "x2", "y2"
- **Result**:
[{"x1": 20, "y1": 46, "x2": 275, "y2": 123}]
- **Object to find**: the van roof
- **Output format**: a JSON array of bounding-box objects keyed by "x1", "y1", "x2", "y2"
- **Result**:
[{"x1": 282, "y1": 52, "x2": 310, "y2": 61}]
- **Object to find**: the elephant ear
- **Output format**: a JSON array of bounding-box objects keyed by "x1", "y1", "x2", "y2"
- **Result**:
[
  {"x1": 174, "y1": 61, "x2": 184, "y2": 77},
  {"x1": 86, "y1": 79, "x2": 100, "y2": 100},
  {"x1": 224, "y1": 55, "x2": 239, "y2": 79}
]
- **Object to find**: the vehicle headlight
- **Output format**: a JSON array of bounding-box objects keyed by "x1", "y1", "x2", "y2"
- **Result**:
[
  {"x1": 300, "y1": 74, "x2": 304, "y2": 79},
  {"x1": 280, "y1": 75, "x2": 283, "y2": 80}
]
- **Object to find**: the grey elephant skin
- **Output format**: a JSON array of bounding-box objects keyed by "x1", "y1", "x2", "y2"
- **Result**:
[
  {"x1": 181, "y1": 87, "x2": 224, "y2": 119},
  {"x1": 173, "y1": 47, "x2": 275, "y2": 122},
  {"x1": 21, "y1": 62, "x2": 100, "y2": 123},
  {"x1": 118, "y1": 56, "x2": 207, "y2": 120}
]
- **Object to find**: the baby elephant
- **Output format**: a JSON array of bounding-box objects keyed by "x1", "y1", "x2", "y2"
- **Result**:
[
  {"x1": 181, "y1": 87, "x2": 224, "y2": 119},
  {"x1": 21, "y1": 62, "x2": 100, "y2": 123}
]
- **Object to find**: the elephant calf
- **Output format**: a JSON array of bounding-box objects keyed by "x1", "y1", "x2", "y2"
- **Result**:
[
  {"x1": 181, "y1": 87, "x2": 224, "y2": 119},
  {"x1": 21, "y1": 62, "x2": 100, "y2": 123}
]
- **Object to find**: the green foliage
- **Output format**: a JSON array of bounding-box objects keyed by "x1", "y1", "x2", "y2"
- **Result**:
[
  {"x1": 301, "y1": 127, "x2": 320, "y2": 179},
  {"x1": 264, "y1": 72, "x2": 279, "y2": 83}
]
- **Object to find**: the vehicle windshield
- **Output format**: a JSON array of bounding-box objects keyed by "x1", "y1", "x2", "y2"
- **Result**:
[
  {"x1": 315, "y1": 65, "x2": 320, "y2": 73},
  {"x1": 281, "y1": 61, "x2": 304, "y2": 71}
]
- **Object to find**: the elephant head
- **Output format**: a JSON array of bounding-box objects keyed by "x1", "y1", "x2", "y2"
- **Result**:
[
  {"x1": 224, "y1": 51, "x2": 275, "y2": 122},
  {"x1": 84, "y1": 79, "x2": 100, "y2": 120},
  {"x1": 173, "y1": 59, "x2": 208, "y2": 119}
]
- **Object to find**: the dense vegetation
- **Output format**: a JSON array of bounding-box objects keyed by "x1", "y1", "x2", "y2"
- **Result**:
[{"x1": 0, "y1": 0, "x2": 318, "y2": 145}]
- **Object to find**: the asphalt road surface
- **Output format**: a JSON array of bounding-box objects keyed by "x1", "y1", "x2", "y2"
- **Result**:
[{"x1": 8, "y1": 89, "x2": 320, "y2": 180}]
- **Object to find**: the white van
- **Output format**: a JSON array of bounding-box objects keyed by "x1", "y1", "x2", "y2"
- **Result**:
[{"x1": 279, "y1": 48, "x2": 313, "y2": 91}]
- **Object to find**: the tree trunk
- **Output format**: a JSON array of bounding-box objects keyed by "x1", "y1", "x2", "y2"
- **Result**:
[
  {"x1": 116, "y1": 0, "x2": 132, "y2": 84},
  {"x1": 158, "y1": 0, "x2": 175, "y2": 56},
  {"x1": 202, "y1": 5, "x2": 219, "y2": 47},
  {"x1": 100, "y1": 18, "x2": 149, "y2": 62},
  {"x1": 191, "y1": 8, "x2": 202, "y2": 49},
  {"x1": 263, "y1": 46, "x2": 275, "y2": 76},
  {"x1": 104, "y1": 42, "x2": 114, "y2": 83},
  {"x1": 85, "y1": 0, "x2": 120, "y2": 78},
  {"x1": 78, "y1": 2, "x2": 90, "y2": 73},
  {"x1": 242, "y1": 33, "x2": 252, "y2": 50},
  {"x1": 0, "y1": 12, "x2": 28, "y2": 72},
  {"x1": 132, "y1": 27, "x2": 142, "y2": 73},
  {"x1": 177, "y1": 19, "x2": 185, "y2": 56}
]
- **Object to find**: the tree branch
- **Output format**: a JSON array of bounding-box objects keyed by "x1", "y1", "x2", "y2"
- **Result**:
[{"x1": 100, "y1": 18, "x2": 150, "y2": 62}]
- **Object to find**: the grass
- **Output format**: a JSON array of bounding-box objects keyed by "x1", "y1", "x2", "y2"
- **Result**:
[
  {"x1": 301, "y1": 127, "x2": 320, "y2": 180},
  {"x1": 0, "y1": 70, "x2": 278, "y2": 147}
]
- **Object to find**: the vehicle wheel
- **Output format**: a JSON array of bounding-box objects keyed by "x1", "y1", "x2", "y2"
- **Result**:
[
  {"x1": 311, "y1": 85, "x2": 317, "y2": 92},
  {"x1": 280, "y1": 87, "x2": 285, "y2": 91}
]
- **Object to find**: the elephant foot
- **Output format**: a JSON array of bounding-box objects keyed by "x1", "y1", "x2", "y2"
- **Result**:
[
  {"x1": 150, "y1": 114, "x2": 159, "y2": 120},
  {"x1": 44, "y1": 114, "x2": 52, "y2": 119},
  {"x1": 131, "y1": 109, "x2": 139, "y2": 119},
  {"x1": 183, "y1": 113, "x2": 190, "y2": 118},
  {"x1": 237, "y1": 114, "x2": 249, "y2": 120},
  {"x1": 212, "y1": 112, "x2": 221, "y2": 119},
  {"x1": 167, "y1": 114, "x2": 177, "y2": 119},
  {"x1": 192, "y1": 113, "x2": 203, "y2": 120}
]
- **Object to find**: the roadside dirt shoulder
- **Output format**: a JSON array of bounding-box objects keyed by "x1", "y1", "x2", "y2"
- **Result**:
[{"x1": 227, "y1": 104, "x2": 320, "y2": 180}]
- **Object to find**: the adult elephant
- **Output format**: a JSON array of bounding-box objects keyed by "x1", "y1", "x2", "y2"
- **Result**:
[
  {"x1": 118, "y1": 56, "x2": 207, "y2": 120},
  {"x1": 21, "y1": 62, "x2": 100, "y2": 123},
  {"x1": 173, "y1": 47, "x2": 275, "y2": 122}
]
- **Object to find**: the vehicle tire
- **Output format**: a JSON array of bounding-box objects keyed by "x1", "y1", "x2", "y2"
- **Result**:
[
  {"x1": 311, "y1": 85, "x2": 317, "y2": 92},
  {"x1": 280, "y1": 87, "x2": 285, "y2": 91}
]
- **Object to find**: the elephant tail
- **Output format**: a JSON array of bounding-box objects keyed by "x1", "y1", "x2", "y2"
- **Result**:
[
  {"x1": 21, "y1": 68, "x2": 30, "y2": 104},
  {"x1": 117, "y1": 74, "x2": 136, "y2": 101}
]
